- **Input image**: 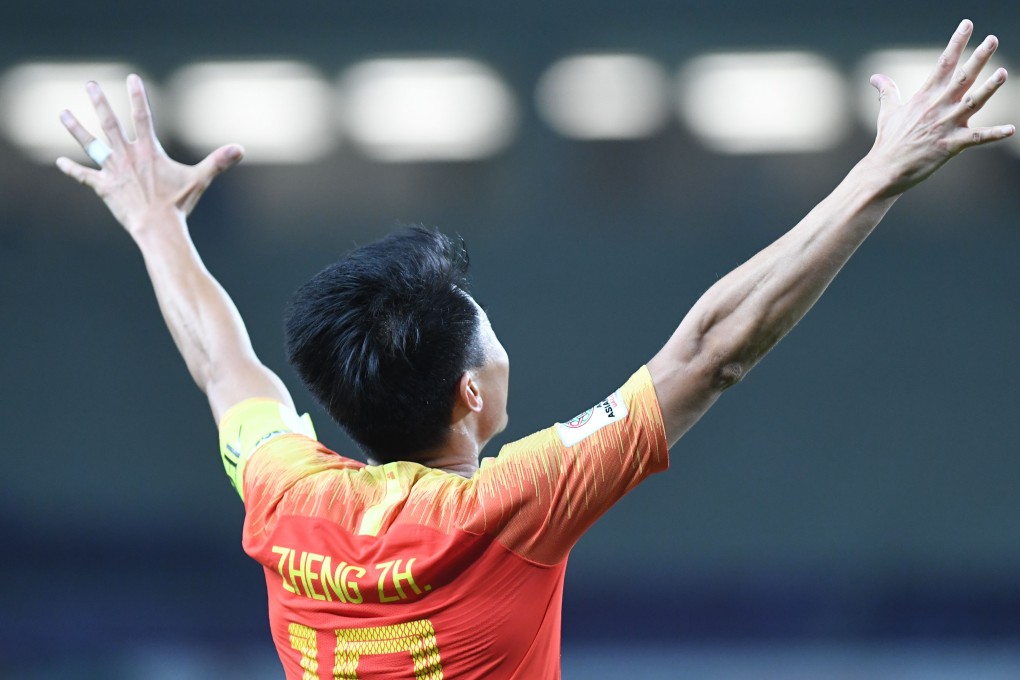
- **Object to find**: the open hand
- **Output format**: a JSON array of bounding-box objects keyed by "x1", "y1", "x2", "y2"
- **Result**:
[
  {"x1": 56, "y1": 74, "x2": 244, "y2": 236},
  {"x1": 868, "y1": 19, "x2": 1015, "y2": 196}
]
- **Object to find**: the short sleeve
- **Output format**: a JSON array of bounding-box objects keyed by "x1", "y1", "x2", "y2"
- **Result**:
[
  {"x1": 218, "y1": 398, "x2": 317, "y2": 501},
  {"x1": 474, "y1": 365, "x2": 669, "y2": 565}
]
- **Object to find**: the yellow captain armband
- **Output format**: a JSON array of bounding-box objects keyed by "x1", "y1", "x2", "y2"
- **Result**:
[{"x1": 218, "y1": 399, "x2": 317, "y2": 502}]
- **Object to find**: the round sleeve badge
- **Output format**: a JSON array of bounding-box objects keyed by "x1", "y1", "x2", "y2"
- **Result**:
[{"x1": 556, "y1": 391, "x2": 628, "y2": 447}]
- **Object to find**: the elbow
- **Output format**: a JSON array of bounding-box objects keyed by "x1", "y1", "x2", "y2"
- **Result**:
[
  {"x1": 685, "y1": 314, "x2": 751, "y2": 390},
  {"x1": 713, "y1": 359, "x2": 746, "y2": 390},
  {"x1": 701, "y1": 315, "x2": 782, "y2": 391},
  {"x1": 697, "y1": 331, "x2": 760, "y2": 392},
  {"x1": 655, "y1": 311, "x2": 762, "y2": 396},
  {"x1": 661, "y1": 345, "x2": 747, "y2": 395}
]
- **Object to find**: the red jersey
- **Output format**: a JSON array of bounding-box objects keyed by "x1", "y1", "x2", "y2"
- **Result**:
[{"x1": 218, "y1": 366, "x2": 668, "y2": 679}]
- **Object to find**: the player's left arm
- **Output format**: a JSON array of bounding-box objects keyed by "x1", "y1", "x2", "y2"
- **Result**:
[
  {"x1": 56, "y1": 75, "x2": 294, "y2": 422},
  {"x1": 647, "y1": 20, "x2": 1014, "y2": 447}
]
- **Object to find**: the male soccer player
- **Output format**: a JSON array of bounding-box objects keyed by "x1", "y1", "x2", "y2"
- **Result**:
[{"x1": 57, "y1": 20, "x2": 1013, "y2": 680}]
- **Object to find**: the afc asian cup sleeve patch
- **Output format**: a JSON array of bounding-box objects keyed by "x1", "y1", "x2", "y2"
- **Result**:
[{"x1": 555, "y1": 390, "x2": 629, "y2": 447}]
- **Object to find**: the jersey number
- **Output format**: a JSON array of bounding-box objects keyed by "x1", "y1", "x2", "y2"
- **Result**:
[{"x1": 289, "y1": 620, "x2": 444, "y2": 679}]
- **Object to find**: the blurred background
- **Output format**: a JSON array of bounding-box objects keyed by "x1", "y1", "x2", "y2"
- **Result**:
[{"x1": 2, "y1": 1, "x2": 1019, "y2": 677}]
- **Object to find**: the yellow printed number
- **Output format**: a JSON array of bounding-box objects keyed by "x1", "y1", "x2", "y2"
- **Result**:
[
  {"x1": 289, "y1": 624, "x2": 319, "y2": 680},
  {"x1": 289, "y1": 620, "x2": 443, "y2": 679}
]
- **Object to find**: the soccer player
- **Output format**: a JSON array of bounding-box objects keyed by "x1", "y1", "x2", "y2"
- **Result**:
[{"x1": 57, "y1": 20, "x2": 1013, "y2": 680}]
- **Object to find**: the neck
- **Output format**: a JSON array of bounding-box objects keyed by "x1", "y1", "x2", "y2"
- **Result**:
[
  {"x1": 425, "y1": 424, "x2": 486, "y2": 477},
  {"x1": 366, "y1": 424, "x2": 486, "y2": 478}
]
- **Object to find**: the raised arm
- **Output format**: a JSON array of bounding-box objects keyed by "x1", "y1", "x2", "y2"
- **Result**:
[
  {"x1": 647, "y1": 20, "x2": 1015, "y2": 446},
  {"x1": 57, "y1": 74, "x2": 294, "y2": 422}
]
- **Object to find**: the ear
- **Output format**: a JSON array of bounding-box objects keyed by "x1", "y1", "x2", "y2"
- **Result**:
[{"x1": 456, "y1": 371, "x2": 484, "y2": 414}]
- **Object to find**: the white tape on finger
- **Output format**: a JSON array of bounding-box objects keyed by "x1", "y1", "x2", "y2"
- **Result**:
[{"x1": 86, "y1": 138, "x2": 112, "y2": 166}]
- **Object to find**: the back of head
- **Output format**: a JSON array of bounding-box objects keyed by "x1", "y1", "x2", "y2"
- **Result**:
[{"x1": 284, "y1": 226, "x2": 484, "y2": 462}]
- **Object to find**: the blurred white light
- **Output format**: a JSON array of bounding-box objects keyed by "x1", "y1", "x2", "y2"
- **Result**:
[
  {"x1": 0, "y1": 62, "x2": 150, "y2": 163},
  {"x1": 677, "y1": 52, "x2": 850, "y2": 154},
  {"x1": 169, "y1": 61, "x2": 335, "y2": 164},
  {"x1": 536, "y1": 54, "x2": 670, "y2": 140},
  {"x1": 856, "y1": 48, "x2": 1018, "y2": 154},
  {"x1": 341, "y1": 58, "x2": 517, "y2": 162}
]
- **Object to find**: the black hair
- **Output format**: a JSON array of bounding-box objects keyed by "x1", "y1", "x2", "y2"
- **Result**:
[{"x1": 284, "y1": 225, "x2": 485, "y2": 462}]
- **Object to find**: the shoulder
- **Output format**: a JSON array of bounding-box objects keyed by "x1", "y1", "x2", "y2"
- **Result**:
[
  {"x1": 490, "y1": 366, "x2": 666, "y2": 466},
  {"x1": 218, "y1": 397, "x2": 363, "y2": 503}
]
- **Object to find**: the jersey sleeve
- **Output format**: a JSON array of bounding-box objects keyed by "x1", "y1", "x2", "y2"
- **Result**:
[
  {"x1": 474, "y1": 365, "x2": 669, "y2": 565},
  {"x1": 217, "y1": 398, "x2": 317, "y2": 502}
]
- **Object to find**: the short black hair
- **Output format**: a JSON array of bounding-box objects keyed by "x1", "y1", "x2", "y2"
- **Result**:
[{"x1": 284, "y1": 225, "x2": 485, "y2": 462}]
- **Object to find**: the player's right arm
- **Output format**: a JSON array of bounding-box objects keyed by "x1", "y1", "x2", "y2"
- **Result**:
[
  {"x1": 56, "y1": 75, "x2": 294, "y2": 422},
  {"x1": 647, "y1": 19, "x2": 1014, "y2": 447}
]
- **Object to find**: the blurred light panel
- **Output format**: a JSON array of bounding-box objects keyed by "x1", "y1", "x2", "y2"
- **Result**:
[
  {"x1": 169, "y1": 61, "x2": 335, "y2": 164},
  {"x1": 341, "y1": 58, "x2": 517, "y2": 162},
  {"x1": 0, "y1": 62, "x2": 148, "y2": 163},
  {"x1": 536, "y1": 54, "x2": 670, "y2": 140},
  {"x1": 856, "y1": 48, "x2": 1018, "y2": 154},
  {"x1": 677, "y1": 52, "x2": 849, "y2": 154}
]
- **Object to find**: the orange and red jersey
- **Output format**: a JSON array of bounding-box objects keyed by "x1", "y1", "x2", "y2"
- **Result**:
[{"x1": 218, "y1": 366, "x2": 668, "y2": 679}]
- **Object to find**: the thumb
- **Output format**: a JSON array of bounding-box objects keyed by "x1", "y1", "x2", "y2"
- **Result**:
[
  {"x1": 197, "y1": 143, "x2": 245, "y2": 182},
  {"x1": 869, "y1": 73, "x2": 901, "y2": 120},
  {"x1": 179, "y1": 144, "x2": 245, "y2": 216}
]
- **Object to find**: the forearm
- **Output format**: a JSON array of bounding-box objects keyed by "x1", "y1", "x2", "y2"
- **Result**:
[
  {"x1": 646, "y1": 21, "x2": 1015, "y2": 446},
  {"x1": 133, "y1": 209, "x2": 292, "y2": 419},
  {"x1": 135, "y1": 211, "x2": 239, "y2": 388},
  {"x1": 649, "y1": 155, "x2": 899, "y2": 442},
  {"x1": 57, "y1": 76, "x2": 294, "y2": 422},
  {"x1": 686, "y1": 156, "x2": 897, "y2": 378}
]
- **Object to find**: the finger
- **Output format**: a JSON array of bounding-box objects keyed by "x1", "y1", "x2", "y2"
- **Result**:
[
  {"x1": 870, "y1": 73, "x2": 901, "y2": 124},
  {"x1": 921, "y1": 19, "x2": 973, "y2": 92},
  {"x1": 195, "y1": 144, "x2": 245, "y2": 182},
  {"x1": 947, "y1": 123, "x2": 1016, "y2": 153},
  {"x1": 59, "y1": 109, "x2": 112, "y2": 167},
  {"x1": 59, "y1": 108, "x2": 99, "y2": 150},
  {"x1": 956, "y1": 67, "x2": 1008, "y2": 122},
  {"x1": 127, "y1": 73, "x2": 158, "y2": 147},
  {"x1": 55, "y1": 156, "x2": 101, "y2": 188},
  {"x1": 86, "y1": 80, "x2": 129, "y2": 149},
  {"x1": 945, "y1": 34, "x2": 999, "y2": 102}
]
